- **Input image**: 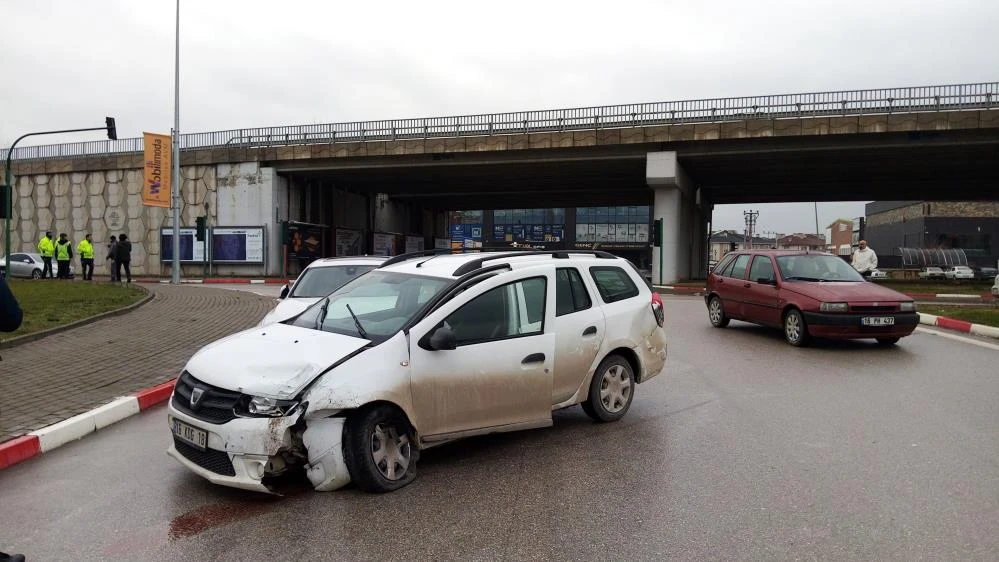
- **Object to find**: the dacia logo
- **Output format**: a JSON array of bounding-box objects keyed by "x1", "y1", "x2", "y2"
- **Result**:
[{"x1": 190, "y1": 387, "x2": 205, "y2": 410}]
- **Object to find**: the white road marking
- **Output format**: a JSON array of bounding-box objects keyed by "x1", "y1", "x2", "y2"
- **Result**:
[{"x1": 915, "y1": 327, "x2": 999, "y2": 352}]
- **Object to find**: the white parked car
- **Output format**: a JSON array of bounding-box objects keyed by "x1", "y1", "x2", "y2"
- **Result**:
[
  {"x1": 167, "y1": 250, "x2": 668, "y2": 493},
  {"x1": 992, "y1": 276, "x2": 999, "y2": 297},
  {"x1": 869, "y1": 269, "x2": 888, "y2": 279},
  {"x1": 257, "y1": 256, "x2": 387, "y2": 327},
  {"x1": 943, "y1": 266, "x2": 975, "y2": 280},
  {"x1": 918, "y1": 267, "x2": 946, "y2": 280}
]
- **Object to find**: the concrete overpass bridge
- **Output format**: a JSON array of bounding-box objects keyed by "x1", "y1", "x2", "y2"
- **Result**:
[{"x1": 2, "y1": 82, "x2": 998, "y2": 283}]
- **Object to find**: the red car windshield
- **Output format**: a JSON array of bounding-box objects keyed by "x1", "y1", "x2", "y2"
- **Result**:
[{"x1": 776, "y1": 255, "x2": 864, "y2": 282}]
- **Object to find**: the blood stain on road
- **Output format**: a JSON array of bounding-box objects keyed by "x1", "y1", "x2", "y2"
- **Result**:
[{"x1": 168, "y1": 501, "x2": 274, "y2": 540}]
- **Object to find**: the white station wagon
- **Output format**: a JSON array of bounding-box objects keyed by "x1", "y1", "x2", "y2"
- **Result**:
[{"x1": 167, "y1": 250, "x2": 668, "y2": 493}]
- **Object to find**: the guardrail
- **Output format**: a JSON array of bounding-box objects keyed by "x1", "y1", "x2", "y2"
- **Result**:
[{"x1": 3, "y1": 82, "x2": 997, "y2": 162}]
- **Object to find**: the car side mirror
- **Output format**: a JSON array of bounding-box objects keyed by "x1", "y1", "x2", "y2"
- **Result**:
[
  {"x1": 758, "y1": 277, "x2": 777, "y2": 286},
  {"x1": 279, "y1": 285, "x2": 289, "y2": 299},
  {"x1": 428, "y1": 325, "x2": 457, "y2": 351}
]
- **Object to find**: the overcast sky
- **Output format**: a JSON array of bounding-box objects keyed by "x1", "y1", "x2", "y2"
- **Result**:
[{"x1": 3, "y1": 0, "x2": 997, "y2": 232}]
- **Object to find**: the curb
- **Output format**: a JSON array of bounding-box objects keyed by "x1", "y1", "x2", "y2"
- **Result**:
[
  {"x1": 135, "y1": 278, "x2": 292, "y2": 285},
  {"x1": 918, "y1": 313, "x2": 999, "y2": 339},
  {"x1": 0, "y1": 285, "x2": 154, "y2": 349},
  {"x1": 0, "y1": 379, "x2": 176, "y2": 471}
]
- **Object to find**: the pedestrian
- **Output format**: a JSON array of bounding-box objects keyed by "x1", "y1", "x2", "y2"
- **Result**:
[
  {"x1": 107, "y1": 235, "x2": 119, "y2": 281},
  {"x1": 37, "y1": 230, "x2": 55, "y2": 279},
  {"x1": 0, "y1": 276, "x2": 26, "y2": 562},
  {"x1": 55, "y1": 233, "x2": 73, "y2": 280},
  {"x1": 851, "y1": 239, "x2": 878, "y2": 280},
  {"x1": 116, "y1": 233, "x2": 132, "y2": 283},
  {"x1": 77, "y1": 233, "x2": 95, "y2": 281}
]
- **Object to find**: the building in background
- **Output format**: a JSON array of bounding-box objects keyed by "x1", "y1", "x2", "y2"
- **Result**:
[
  {"x1": 776, "y1": 233, "x2": 825, "y2": 251},
  {"x1": 825, "y1": 218, "x2": 854, "y2": 257},
  {"x1": 863, "y1": 201, "x2": 999, "y2": 269},
  {"x1": 709, "y1": 230, "x2": 776, "y2": 263}
]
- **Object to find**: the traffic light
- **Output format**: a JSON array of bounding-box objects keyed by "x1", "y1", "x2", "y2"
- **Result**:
[
  {"x1": 0, "y1": 185, "x2": 8, "y2": 219},
  {"x1": 106, "y1": 117, "x2": 117, "y2": 140},
  {"x1": 652, "y1": 218, "x2": 663, "y2": 247},
  {"x1": 196, "y1": 216, "x2": 206, "y2": 241}
]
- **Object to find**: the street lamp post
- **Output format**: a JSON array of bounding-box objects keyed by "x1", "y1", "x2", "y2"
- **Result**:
[{"x1": 3, "y1": 120, "x2": 117, "y2": 276}]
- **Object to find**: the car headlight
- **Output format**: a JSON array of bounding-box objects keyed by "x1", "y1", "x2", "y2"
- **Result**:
[
  {"x1": 240, "y1": 396, "x2": 300, "y2": 417},
  {"x1": 820, "y1": 302, "x2": 849, "y2": 312},
  {"x1": 899, "y1": 301, "x2": 916, "y2": 312}
]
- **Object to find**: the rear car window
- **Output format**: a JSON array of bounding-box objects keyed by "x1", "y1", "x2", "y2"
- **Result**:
[
  {"x1": 729, "y1": 255, "x2": 751, "y2": 280},
  {"x1": 714, "y1": 254, "x2": 736, "y2": 275},
  {"x1": 589, "y1": 266, "x2": 640, "y2": 304},
  {"x1": 556, "y1": 268, "x2": 593, "y2": 316},
  {"x1": 748, "y1": 256, "x2": 775, "y2": 282}
]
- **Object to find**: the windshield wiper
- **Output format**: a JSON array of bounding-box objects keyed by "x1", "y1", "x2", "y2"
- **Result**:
[
  {"x1": 315, "y1": 297, "x2": 330, "y2": 330},
  {"x1": 783, "y1": 276, "x2": 822, "y2": 282},
  {"x1": 345, "y1": 304, "x2": 368, "y2": 339}
]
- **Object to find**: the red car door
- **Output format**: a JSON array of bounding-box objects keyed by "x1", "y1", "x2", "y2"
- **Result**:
[
  {"x1": 742, "y1": 255, "x2": 781, "y2": 327},
  {"x1": 719, "y1": 254, "x2": 752, "y2": 319}
]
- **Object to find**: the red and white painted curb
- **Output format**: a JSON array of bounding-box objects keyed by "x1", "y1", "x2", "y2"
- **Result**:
[
  {"x1": 918, "y1": 313, "x2": 999, "y2": 339},
  {"x1": 0, "y1": 379, "x2": 177, "y2": 471},
  {"x1": 137, "y1": 278, "x2": 292, "y2": 285}
]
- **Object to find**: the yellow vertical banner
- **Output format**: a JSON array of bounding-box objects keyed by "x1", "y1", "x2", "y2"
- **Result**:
[{"x1": 142, "y1": 132, "x2": 172, "y2": 208}]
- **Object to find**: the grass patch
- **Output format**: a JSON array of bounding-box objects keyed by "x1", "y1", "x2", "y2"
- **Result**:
[
  {"x1": 919, "y1": 305, "x2": 999, "y2": 328},
  {"x1": 4, "y1": 280, "x2": 146, "y2": 340},
  {"x1": 873, "y1": 281, "x2": 993, "y2": 295}
]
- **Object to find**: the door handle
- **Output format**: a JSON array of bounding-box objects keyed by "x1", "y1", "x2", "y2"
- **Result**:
[
  {"x1": 522, "y1": 353, "x2": 545, "y2": 364},
  {"x1": 582, "y1": 326, "x2": 597, "y2": 336},
  {"x1": 743, "y1": 283, "x2": 751, "y2": 288}
]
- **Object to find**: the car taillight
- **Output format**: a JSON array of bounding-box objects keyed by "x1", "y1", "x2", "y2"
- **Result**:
[{"x1": 651, "y1": 292, "x2": 665, "y2": 327}]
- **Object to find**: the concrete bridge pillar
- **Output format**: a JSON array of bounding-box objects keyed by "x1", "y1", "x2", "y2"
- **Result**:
[{"x1": 648, "y1": 151, "x2": 696, "y2": 285}]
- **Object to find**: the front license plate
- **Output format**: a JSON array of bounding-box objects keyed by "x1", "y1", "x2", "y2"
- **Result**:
[
  {"x1": 172, "y1": 418, "x2": 208, "y2": 451},
  {"x1": 862, "y1": 316, "x2": 895, "y2": 326}
]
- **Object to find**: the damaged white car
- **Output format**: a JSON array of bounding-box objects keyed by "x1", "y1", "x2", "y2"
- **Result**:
[{"x1": 167, "y1": 250, "x2": 668, "y2": 493}]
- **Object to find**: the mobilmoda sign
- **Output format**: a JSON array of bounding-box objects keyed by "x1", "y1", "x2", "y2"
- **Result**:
[{"x1": 142, "y1": 132, "x2": 172, "y2": 208}]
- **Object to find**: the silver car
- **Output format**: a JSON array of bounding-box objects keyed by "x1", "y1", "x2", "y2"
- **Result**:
[{"x1": 0, "y1": 252, "x2": 75, "y2": 279}]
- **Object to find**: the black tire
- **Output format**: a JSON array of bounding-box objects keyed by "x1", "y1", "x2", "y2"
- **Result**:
[
  {"x1": 582, "y1": 355, "x2": 635, "y2": 423},
  {"x1": 31, "y1": 269, "x2": 41, "y2": 279},
  {"x1": 876, "y1": 337, "x2": 900, "y2": 346},
  {"x1": 344, "y1": 405, "x2": 417, "y2": 493},
  {"x1": 783, "y1": 308, "x2": 810, "y2": 347},
  {"x1": 707, "y1": 296, "x2": 730, "y2": 328}
]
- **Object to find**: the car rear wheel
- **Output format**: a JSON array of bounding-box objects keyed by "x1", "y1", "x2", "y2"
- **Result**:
[
  {"x1": 876, "y1": 337, "x2": 900, "y2": 346},
  {"x1": 783, "y1": 309, "x2": 810, "y2": 347},
  {"x1": 708, "y1": 296, "x2": 729, "y2": 328},
  {"x1": 581, "y1": 355, "x2": 635, "y2": 423},
  {"x1": 344, "y1": 405, "x2": 417, "y2": 493},
  {"x1": 31, "y1": 269, "x2": 41, "y2": 279}
]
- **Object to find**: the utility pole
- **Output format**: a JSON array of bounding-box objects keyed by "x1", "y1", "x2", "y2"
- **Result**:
[
  {"x1": 743, "y1": 210, "x2": 759, "y2": 249},
  {"x1": 170, "y1": 0, "x2": 182, "y2": 284}
]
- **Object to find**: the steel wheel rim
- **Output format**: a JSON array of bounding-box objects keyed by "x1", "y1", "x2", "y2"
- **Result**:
[
  {"x1": 785, "y1": 313, "x2": 801, "y2": 342},
  {"x1": 599, "y1": 365, "x2": 632, "y2": 413},
  {"x1": 709, "y1": 299, "x2": 722, "y2": 324},
  {"x1": 371, "y1": 422, "x2": 411, "y2": 481}
]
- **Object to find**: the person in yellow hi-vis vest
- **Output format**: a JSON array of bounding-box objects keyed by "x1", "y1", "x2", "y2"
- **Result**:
[
  {"x1": 55, "y1": 233, "x2": 73, "y2": 280},
  {"x1": 77, "y1": 233, "x2": 95, "y2": 281},
  {"x1": 37, "y1": 231, "x2": 55, "y2": 279}
]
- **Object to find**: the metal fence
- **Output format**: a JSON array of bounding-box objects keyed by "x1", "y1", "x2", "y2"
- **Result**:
[{"x1": 3, "y1": 82, "x2": 997, "y2": 162}]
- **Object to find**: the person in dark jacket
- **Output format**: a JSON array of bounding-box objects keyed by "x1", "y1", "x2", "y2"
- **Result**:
[
  {"x1": 0, "y1": 274, "x2": 23, "y2": 332},
  {"x1": 107, "y1": 235, "x2": 119, "y2": 282},
  {"x1": 116, "y1": 233, "x2": 133, "y2": 283}
]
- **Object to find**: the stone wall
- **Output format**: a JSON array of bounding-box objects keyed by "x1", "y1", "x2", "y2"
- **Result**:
[
  {"x1": 866, "y1": 201, "x2": 999, "y2": 227},
  {"x1": 2, "y1": 165, "x2": 218, "y2": 276},
  {"x1": 864, "y1": 203, "x2": 925, "y2": 227}
]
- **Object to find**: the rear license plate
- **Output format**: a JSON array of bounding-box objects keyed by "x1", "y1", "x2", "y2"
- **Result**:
[
  {"x1": 862, "y1": 316, "x2": 895, "y2": 326},
  {"x1": 172, "y1": 418, "x2": 208, "y2": 450}
]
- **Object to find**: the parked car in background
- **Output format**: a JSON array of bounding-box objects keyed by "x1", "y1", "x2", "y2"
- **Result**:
[
  {"x1": 168, "y1": 250, "x2": 668, "y2": 493},
  {"x1": 869, "y1": 269, "x2": 888, "y2": 279},
  {"x1": 918, "y1": 267, "x2": 946, "y2": 280},
  {"x1": 973, "y1": 266, "x2": 997, "y2": 281},
  {"x1": 0, "y1": 252, "x2": 74, "y2": 279},
  {"x1": 705, "y1": 250, "x2": 918, "y2": 347},
  {"x1": 257, "y1": 256, "x2": 388, "y2": 327},
  {"x1": 992, "y1": 275, "x2": 999, "y2": 297},
  {"x1": 943, "y1": 266, "x2": 975, "y2": 281}
]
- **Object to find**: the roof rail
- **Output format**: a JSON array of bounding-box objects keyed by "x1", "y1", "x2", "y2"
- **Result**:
[
  {"x1": 379, "y1": 249, "x2": 452, "y2": 268},
  {"x1": 451, "y1": 249, "x2": 617, "y2": 277}
]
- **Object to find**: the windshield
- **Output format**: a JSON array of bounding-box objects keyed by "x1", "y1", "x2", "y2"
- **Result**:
[
  {"x1": 289, "y1": 264, "x2": 378, "y2": 298},
  {"x1": 776, "y1": 255, "x2": 864, "y2": 282},
  {"x1": 291, "y1": 271, "x2": 452, "y2": 342}
]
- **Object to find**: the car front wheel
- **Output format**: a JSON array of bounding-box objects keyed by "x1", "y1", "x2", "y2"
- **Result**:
[
  {"x1": 784, "y1": 309, "x2": 810, "y2": 347},
  {"x1": 32, "y1": 269, "x2": 41, "y2": 279},
  {"x1": 581, "y1": 355, "x2": 635, "y2": 423},
  {"x1": 344, "y1": 405, "x2": 417, "y2": 493},
  {"x1": 708, "y1": 296, "x2": 729, "y2": 328}
]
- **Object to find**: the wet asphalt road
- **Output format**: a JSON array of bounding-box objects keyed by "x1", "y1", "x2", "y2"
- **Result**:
[{"x1": 1, "y1": 296, "x2": 997, "y2": 561}]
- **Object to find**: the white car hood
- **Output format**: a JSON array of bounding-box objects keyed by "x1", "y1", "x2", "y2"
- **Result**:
[
  {"x1": 258, "y1": 297, "x2": 320, "y2": 326},
  {"x1": 185, "y1": 323, "x2": 369, "y2": 399}
]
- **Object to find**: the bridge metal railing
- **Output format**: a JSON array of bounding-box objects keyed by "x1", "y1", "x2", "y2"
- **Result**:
[{"x1": 3, "y1": 82, "x2": 997, "y2": 163}]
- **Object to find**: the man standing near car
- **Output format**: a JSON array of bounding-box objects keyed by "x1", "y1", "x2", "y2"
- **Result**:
[
  {"x1": 77, "y1": 233, "x2": 95, "y2": 281},
  {"x1": 37, "y1": 230, "x2": 55, "y2": 279},
  {"x1": 55, "y1": 233, "x2": 74, "y2": 280},
  {"x1": 851, "y1": 240, "x2": 878, "y2": 280},
  {"x1": 116, "y1": 233, "x2": 132, "y2": 283}
]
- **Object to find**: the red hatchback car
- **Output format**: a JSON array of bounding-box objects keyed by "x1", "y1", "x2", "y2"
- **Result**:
[{"x1": 705, "y1": 250, "x2": 918, "y2": 346}]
